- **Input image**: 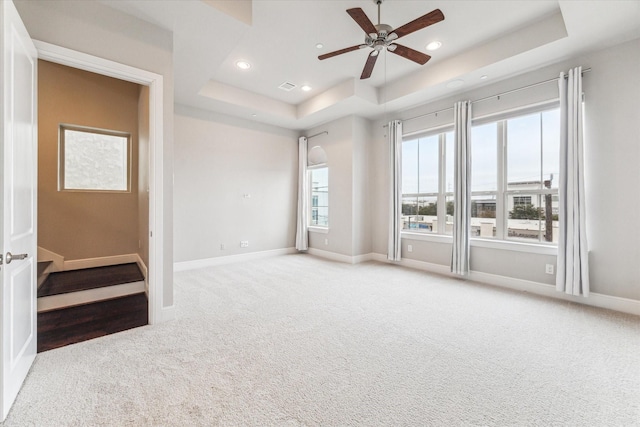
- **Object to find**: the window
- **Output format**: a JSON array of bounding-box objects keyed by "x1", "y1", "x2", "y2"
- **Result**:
[
  {"x1": 401, "y1": 130, "x2": 454, "y2": 234},
  {"x1": 310, "y1": 167, "x2": 328, "y2": 227},
  {"x1": 471, "y1": 108, "x2": 560, "y2": 243},
  {"x1": 400, "y1": 105, "x2": 560, "y2": 245},
  {"x1": 59, "y1": 125, "x2": 131, "y2": 192}
]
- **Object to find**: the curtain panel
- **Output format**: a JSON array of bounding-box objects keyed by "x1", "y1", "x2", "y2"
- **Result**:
[
  {"x1": 388, "y1": 120, "x2": 403, "y2": 261},
  {"x1": 295, "y1": 136, "x2": 309, "y2": 251},
  {"x1": 451, "y1": 101, "x2": 472, "y2": 276},
  {"x1": 556, "y1": 66, "x2": 590, "y2": 296}
]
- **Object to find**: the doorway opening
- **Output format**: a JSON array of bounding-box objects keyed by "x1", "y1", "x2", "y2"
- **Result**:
[{"x1": 35, "y1": 60, "x2": 149, "y2": 351}]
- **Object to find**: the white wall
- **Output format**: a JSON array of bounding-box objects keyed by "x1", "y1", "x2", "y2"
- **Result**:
[
  {"x1": 304, "y1": 115, "x2": 374, "y2": 258},
  {"x1": 306, "y1": 116, "x2": 355, "y2": 256},
  {"x1": 15, "y1": 0, "x2": 175, "y2": 307},
  {"x1": 370, "y1": 38, "x2": 640, "y2": 301},
  {"x1": 173, "y1": 105, "x2": 298, "y2": 263}
]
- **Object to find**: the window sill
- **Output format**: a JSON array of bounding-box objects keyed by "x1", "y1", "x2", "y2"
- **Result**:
[
  {"x1": 470, "y1": 238, "x2": 557, "y2": 255},
  {"x1": 401, "y1": 232, "x2": 557, "y2": 255},
  {"x1": 401, "y1": 231, "x2": 452, "y2": 243},
  {"x1": 308, "y1": 226, "x2": 329, "y2": 234}
]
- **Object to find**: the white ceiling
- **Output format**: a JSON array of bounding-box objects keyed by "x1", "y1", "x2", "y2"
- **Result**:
[{"x1": 99, "y1": 0, "x2": 640, "y2": 130}]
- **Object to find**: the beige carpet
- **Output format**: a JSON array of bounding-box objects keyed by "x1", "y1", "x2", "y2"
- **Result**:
[{"x1": 3, "y1": 254, "x2": 639, "y2": 426}]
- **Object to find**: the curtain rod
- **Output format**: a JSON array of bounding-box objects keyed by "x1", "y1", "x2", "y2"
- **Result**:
[
  {"x1": 395, "y1": 68, "x2": 592, "y2": 125},
  {"x1": 306, "y1": 131, "x2": 328, "y2": 140}
]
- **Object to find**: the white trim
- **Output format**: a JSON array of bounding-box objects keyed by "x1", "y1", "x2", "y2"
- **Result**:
[
  {"x1": 370, "y1": 253, "x2": 640, "y2": 316},
  {"x1": 37, "y1": 246, "x2": 64, "y2": 272},
  {"x1": 470, "y1": 238, "x2": 557, "y2": 255},
  {"x1": 63, "y1": 254, "x2": 139, "y2": 271},
  {"x1": 158, "y1": 305, "x2": 176, "y2": 322},
  {"x1": 352, "y1": 253, "x2": 374, "y2": 264},
  {"x1": 37, "y1": 281, "x2": 145, "y2": 313},
  {"x1": 308, "y1": 226, "x2": 329, "y2": 234},
  {"x1": 174, "y1": 248, "x2": 297, "y2": 272},
  {"x1": 371, "y1": 253, "x2": 451, "y2": 274},
  {"x1": 307, "y1": 248, "x2": 373, "y2": 265},
  {"x1": 401, "y1": 232, "x2": 453, "y2": 244},
  {"x1": 34, "y1": 41, "x2": 166, "y2": 325},
  {"x1": 400, "y1": 232, "x2": 557, "y2": 255}
]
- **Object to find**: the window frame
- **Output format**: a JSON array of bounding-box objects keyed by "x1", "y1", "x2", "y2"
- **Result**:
[
  {"x1": 59, "y1": 124, "x2": 132, "y2": 193},
  {"x1": 401, "y1": 126, "x2": 454, "y2": 236},
  {"x1": 400, "y1": 101, "x2": 560, "y2": 251},
  {"x1": 308, "y1": 163, "x2": 328, "y2": 230}
]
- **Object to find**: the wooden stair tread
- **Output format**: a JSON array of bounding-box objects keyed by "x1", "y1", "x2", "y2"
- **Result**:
[
  {"x1": 37, "y1": 293, "x2": 148, "y2": 352},
  {"x1": 37, "y1": 260, "x2": 53, "y2": 277},
  {"x1": 38, "y1": 263, "x2": 144, "y2": 298}
]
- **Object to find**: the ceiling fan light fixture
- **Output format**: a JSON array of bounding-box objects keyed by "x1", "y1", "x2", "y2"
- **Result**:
[
  {"x1": 235, "y1": 60, "x2": 251, "y2": 70},
  {"x1": 426, "y1": 41, "x2": 442, "y2": 51},
  {"x1": 319, "y1": 5, "x2": 445, "y2": 79}
]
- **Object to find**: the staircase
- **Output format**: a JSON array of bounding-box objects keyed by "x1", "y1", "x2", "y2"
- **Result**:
[{"x1": 37, "y1": 262, "x2": 148, "y2": 353}]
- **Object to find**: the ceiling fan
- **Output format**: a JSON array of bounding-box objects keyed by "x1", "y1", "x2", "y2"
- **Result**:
[{"x1": 318, "y1": 0, "x2": 445, "y2": 79}]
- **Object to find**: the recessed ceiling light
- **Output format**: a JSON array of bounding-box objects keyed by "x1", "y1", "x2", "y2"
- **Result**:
[
  {"x1": 446, "y1": 79, "x2": 465, "y2": 89},
  {"x1": 235, "y1": 60, "x2": 251, "y2": 70},
  {"x1": 426, "y1": 41, "x2": 442, "y2": 51},
  {"x1": 316, "y1": 43, "x2": 324, "y2": 49},
  {"x1": 251, "y1": 113, "x2": 257, "y2": 117},
  {"x1": 480, "y1": 75, "x2": 488, "y2": 80},
  {"x1": 301, "y1": 85, "x2": 312, "y2": 92}
]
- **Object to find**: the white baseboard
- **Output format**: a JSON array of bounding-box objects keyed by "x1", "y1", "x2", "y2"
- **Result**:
[
  {"x1": 37, "y1": 246, "x2": 64, "y2": 272},
  {"x1": 37, "y1": 280, "x2": 145, "y2": 313},
  {"x1": 157, "y1": 305, "x2": 175, "y2": 323},
  {"x1": 307, "y1": 248, "x2": 373, "y2": 264},
  {"x1": 174, "y1": 247, "x2": 297, "y2": 272},
  {"x1": 63, "y1": 254, "x2": 140, "y2": 271},
  {"x1": 369, "y1": 253, "x2": 640, "y2": 317}
]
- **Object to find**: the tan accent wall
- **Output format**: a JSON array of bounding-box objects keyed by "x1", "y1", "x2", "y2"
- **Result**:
[
  {"x1": 138, "y1": 86, "x2": 150, "y2": 268},
  {"x1": 38, "y1": 60, "x2": 142, "y2": 260}
]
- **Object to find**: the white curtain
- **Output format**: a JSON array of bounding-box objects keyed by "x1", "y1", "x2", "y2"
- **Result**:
[
  {"x1": 451, "y1": 101, "x2": 472, "y2": 276},
  {"x1": 556, "y1": 67, "x2": 590, "y2": 296},
  {"x1": 388, "y1": 120, "x2": 403, "y2": 261},
  {"x1": 295, "y1": 136, "x2": 309, "y2": 251}
]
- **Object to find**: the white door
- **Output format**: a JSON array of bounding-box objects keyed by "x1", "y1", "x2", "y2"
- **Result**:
[{"x1": 0, "y1": 0, "x2": 37, "y2": 421}]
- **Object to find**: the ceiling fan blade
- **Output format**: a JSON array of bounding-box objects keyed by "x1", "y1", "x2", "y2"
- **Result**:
[
  {"x1": 347, "y1": 8, "x2": 378, "y2": 35},
  {"x1": 361, "y1": 51, "x2": 378, "y2": 79},
  {"x1": 388, "y1": 44, "x2": 431, "y2": 65},
  {"x1": 318, "y1": 44, "x2": 365, "y2": 60},
  {"x1": 390, "y1": 9, "x2": 445, "y2": 39}
]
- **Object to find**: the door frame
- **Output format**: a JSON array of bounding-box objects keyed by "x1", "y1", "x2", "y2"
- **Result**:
[{"x1": 34, "y1": 41, "x2": 169, "y2": 324}]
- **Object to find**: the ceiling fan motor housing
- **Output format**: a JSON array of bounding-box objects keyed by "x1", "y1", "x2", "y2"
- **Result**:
[{"x1": 365, "y1": 24, "x2": 394, "y2": 48}]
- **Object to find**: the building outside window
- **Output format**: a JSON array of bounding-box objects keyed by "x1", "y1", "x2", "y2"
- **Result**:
[
  {"x1": 401, "y1": 130, "x2": 454, "y2": 234},
  {"x1": 401, "y1": 105, "x2": 560, "y2": 244},
  {"x1": 310, "y1": 167, "x2": 328, "y2": 227}
]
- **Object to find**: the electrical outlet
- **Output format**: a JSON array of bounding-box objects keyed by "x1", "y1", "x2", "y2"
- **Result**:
[
  {"x1": 324, "y1": 238, "x2": 329, "y2": 245},
  {"x1": 545, "y1": 264, "x2": 554, "y2": 275},
  {"x1": 240, "y1": 241, "x2": 249, "y2": 248},
  {"x1": 220, "y1": 244, "x2": 225, "y2": 250},
  {"x1": 407, "y1": 244, "x2": 413, "y2": 253}
]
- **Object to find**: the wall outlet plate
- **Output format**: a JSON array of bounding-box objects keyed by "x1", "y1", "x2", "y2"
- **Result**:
[
  {"x1": 407, "y1": 245, "x2": 413, "y2": 252},
  {"x1": 545, "y1": 264, "x2": 554, "y2": 274},
  {"x1": 240, "y1": 241, "x2": 249, "y2": 248}
]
